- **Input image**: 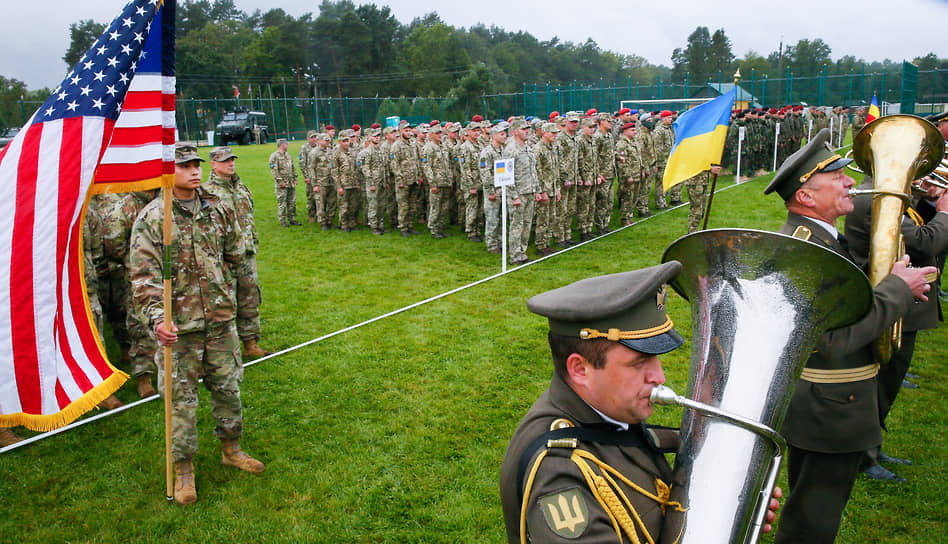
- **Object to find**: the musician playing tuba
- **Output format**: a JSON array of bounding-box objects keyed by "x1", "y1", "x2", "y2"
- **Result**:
[
  {"x1": 498, "y1": 263, "x2": 782, "y2": 544},
  {"x1": 763, "y1": 128, "x2": 936, "y2": 544}
]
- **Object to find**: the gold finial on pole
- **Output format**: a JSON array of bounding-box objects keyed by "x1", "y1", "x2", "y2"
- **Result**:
[{"x1": 733, "y1": 68, "x2": 742, "y2": 85}]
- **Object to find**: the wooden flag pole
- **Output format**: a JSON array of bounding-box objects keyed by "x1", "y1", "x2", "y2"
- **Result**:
[
  {"x1": 162, "y1": 185, "x2": 174, "y2": 501},
  {"x1": 701, "y1": 170, "x2": 720, "y2": 231}
]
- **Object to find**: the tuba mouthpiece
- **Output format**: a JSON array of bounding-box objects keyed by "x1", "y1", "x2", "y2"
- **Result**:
[{"x1": 649, "y1": 384, "x2": 680, "y2": 406}]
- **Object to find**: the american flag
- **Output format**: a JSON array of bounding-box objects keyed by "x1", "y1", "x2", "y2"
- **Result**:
[{"x1": 0, "y1": 0, "x2": 175, "y2": 432}]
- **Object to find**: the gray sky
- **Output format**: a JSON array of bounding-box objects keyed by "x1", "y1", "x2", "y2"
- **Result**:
[{"x1": 2, "y1": 0, "x2": 944, "y2": 91}]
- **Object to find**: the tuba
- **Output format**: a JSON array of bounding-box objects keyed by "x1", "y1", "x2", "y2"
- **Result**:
[
  {"x1": 652, "y1": 228, "x2": 873, "y2": 544},
  {"x1": 852, "y1": 114, "x2": 944, "y2": 363}
]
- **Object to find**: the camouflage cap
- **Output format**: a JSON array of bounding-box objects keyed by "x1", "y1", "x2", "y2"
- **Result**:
[
  {"x1": 208, "y1": 146, "x2": 237, "y2": 162},
  {"x1": 317, "y1": 133, "x2": 331, "y2": 141},
  {"x1": 369, "y1": 128, "x2": 381, "y2": 137},
  {"x1": 428, "y1": 124, "x2": 443, "y2": 134},
  {"x1": 276, "y1": 138, "x2": 288, "y2": 146},
  {"x1": 566, "y1": 111, "x2": 582, "y2": 122},
  {"x1": 465, "y1": 121, "x2": 480, "y2": 131},
  {"x1": 527, "y1": 262, "x2": 685, "y2": 355},
  {"x1": 382, "y1": 126, "x2": 395, "y2": 135},
  {"x1": 581, "y1": 117, "x2": 596, "y2": 128},
  {"x1": 764, "y1": 128, "x2": 852, "y2": 201},
  {"x1": 446, "y1": 123, "x2": 460, "y2": 133},
  {"x1": 541, "y1": 122, "x2": 560, "y2": 133},
  {"x1": 339, "y1": 129, "x2": 354, "y2": 139},
  {"x1": 307, "y1": 129, "x2": 319, "y2": 138},
  {"x1": 597, "y1": 112, "x2": 613, "y2": 122},
  {"x1": 509, "y1": 118, "x2": 528, "y2": 130},
  {"x1": 490, "y1": 120, "x2": 510, "y2": 134},
  {"x1": 174, "y1": 142, "x2": 203, "y2": 164}
]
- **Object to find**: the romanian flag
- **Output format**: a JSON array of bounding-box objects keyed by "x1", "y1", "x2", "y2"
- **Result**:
[
  {"x1": 662, "y1": 89, "x2": 735, "y2": 191},
  {"x1": 867, "y1": 93, "x2": 880, "y2": 123}
]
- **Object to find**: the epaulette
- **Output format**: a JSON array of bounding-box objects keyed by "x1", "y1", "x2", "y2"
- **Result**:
[{"x1": 791, "y1": 225, "x2": 812, "y2": 240}]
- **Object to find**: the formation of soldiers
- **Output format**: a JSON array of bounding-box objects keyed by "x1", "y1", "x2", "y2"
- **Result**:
[{"x1": 291, "y1": 108, "x2": 705, "y2": 264}]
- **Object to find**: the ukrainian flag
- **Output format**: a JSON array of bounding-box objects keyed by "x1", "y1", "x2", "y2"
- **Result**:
[{"x1": 662, "y1": 88, "x2": 735, "y2": 191}]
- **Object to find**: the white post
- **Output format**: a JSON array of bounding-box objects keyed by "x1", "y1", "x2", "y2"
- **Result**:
[
  {"x1": 807, "y1": 119, "x2": 812, "y2": 142},
  {"x1": 736, "y1": 126, "x2": 745, "y2": 183},
  {"x1": 829, "y1": 117, "x2": 835, "y2": 148},
  {"x1": 501, "y1": 186, "x2": 508, "y2": 273},
  {"x1": 772, "y1": 122, "x2": 780, "y2": 171}
]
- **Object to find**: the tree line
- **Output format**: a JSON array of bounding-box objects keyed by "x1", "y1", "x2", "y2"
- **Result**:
[{"x1": 1, "y1": 0, "x2": 945, "y2": 130}]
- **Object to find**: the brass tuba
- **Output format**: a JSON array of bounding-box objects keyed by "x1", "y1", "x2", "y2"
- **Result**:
[
  {"x1": 652, "y1": 229, "x2": 873, "y2": 544},
  {"x1": 852, "y1": 114, "x2": 944, "y2": 363}
]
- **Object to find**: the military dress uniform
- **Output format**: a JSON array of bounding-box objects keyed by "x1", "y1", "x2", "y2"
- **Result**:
[
  {"x1": 500, "y1": 263, "x2": 689, "y2": 544},
  {"x1": 764, "y1": 130, "x2": 917, "y2": 543},
  {"x1": 268, "y1": 143, "x2": 298, "y2": 226}
]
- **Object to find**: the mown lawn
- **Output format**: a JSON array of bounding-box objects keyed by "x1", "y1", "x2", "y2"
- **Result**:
[{"x1": 2, "y1": 140, "x2": 945, "y2": 543}]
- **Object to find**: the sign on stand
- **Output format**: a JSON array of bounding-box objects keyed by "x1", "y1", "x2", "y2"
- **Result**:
[{"x1": 494, "y1": 158, "x2": 515, "y2": 272}]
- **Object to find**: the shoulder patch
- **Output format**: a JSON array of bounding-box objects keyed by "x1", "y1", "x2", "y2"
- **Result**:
[
  {"x1": 538, "y1": 488, "x2": 589, "y2": 539},
  {"x1": 480, "y1": 160, "x2": 486, "y2": 168},
  {"x1": 791, "y1": 225, "x2": 812, "y2": 240}
]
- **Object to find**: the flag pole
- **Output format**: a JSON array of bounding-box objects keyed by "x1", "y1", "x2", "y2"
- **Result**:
[
  {"x1": 162, "y1": 185, "x2": 174, "y2": 501},
  {"x1": 701, "y1": 169, "x2": 720, "y2": 231}
]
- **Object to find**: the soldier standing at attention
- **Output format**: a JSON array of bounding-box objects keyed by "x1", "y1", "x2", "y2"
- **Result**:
[
  {"x1": 615, "y1": 121, "x2": 646, "y2": 226},
  {"x1": 333, "y1": 129, "x2": 360, "y2": 232},
  {"x1": 380, "y1": 126, "x2": 398, "y2": 229},
  {"x1": 299, "y1": 130, "x2": 319, "y2": 223},
  {"x1": 555, "y1": 112, "x2": 580, "y2": 246},
  {"x1": 130, "y1": 144, "x2": 265, "y2": 506},
  {"x1": 392, "y1": 121, "x2": 422, "y2": 236},
  {"x1": 503, "y1": 118, "x2": 539, "y2": 265},
  {"x1": 683, "y1": 165, "x2": 721, "y2": 234},
  {"x1": 308, "y1": 133, "x2": 335, "y2": 230},
  {"x1": 205, "y1": 146, "x2": 272, "y2": 359},
  {"x1": 458, "y1": 123, "x2": 484, "y2": 242},
  {"x1": 575, "y1": 117, "x2": 598, "y2": 242},
  {"x1": 358, "y1": 128, "x2": 386, "y2": 235},
  {"x1": 533, "y1": 122, "x2": 560, "y2": 256},
  {"x1": 593, "y1": 112, "x2": 616, "y2": 235},
  {"x1": 423, "y1": 124, "x2": 453, "y2": 238},
  {"x1": 269, "y1": 138, "x2": 299, "y2": 227},
  {"x1": 652, "y1": 111, "x2": 677, "y2": 209},
  {"x1": 634, "y1": 112, "x2": 657, "y2": 218},
  {"x1": 478, "y1": 121, "x2": 510, "y2": 254}
]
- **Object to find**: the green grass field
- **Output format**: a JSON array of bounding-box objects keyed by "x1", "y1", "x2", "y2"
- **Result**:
[{"x1": 3, "y1": 141, "x2": 946, "y2": 543}]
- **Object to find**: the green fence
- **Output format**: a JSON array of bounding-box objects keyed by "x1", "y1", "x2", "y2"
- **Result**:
[{"x1": 9, "y1": 67, "x2": 948, "y2": 143}]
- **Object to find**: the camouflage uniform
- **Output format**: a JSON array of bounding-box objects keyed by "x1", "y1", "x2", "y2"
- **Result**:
[
  {"x1": 204, "y1": 170, "x2": 262, "y2": 343},
  {"x1": 129, "y1": 186, "x2": 246, "y2": 462},
  {"x1": 685, "y1": 170, "x2": 710, "y2": 233},
  {"x1": 358, "y1": 139, "x2": 385, "y2": 233},
  {"x1": 503, "y1": 134, "x2": 539, "y2": 264},
  {"x1": 593, "y1": 124, "x2": 616, "y2": 232},
  {"x1": 652, "y1": 121, "x2": 677, "y2": 206},
  {"x1": 308, "y1": 140, "x2": 336, "y2": 229},
  {"x1": 379, "y1": 133, "x2": 397, "y2": 227},
  {"x1": 615, "y1": 132, "x2": 645, "y2": 225},
  {"x1": 554, "y1": 127, "x2": 579, "y2": 244},
  {"x1": 533, "y1": 134, "x2": 559, "y2": 252},
  {"x1": 479, "y1": 139, "x2": 508, "y2": 252},
  {"x1": 101, "y1": 191, "x2": 159, "y2": 377},
  {"x1": 422, "y1": 134, "x2": 452, "y2": 237},
  {"x1": 391, "y1": 134, "x2": 420, "y2": 234},
  {"x1": 633, "y1": 121, "x2": 657, "y2": 216},
  {"x1": 333, "y1": 142, "x2": 360, "y2": 230},
  {"x1": 575, "y1": 127, "x2": 597, "y2": 237},
  {"x1": 89, "y1": 193, "x2": 129, "y2": 350},
  {"x1": 83, "y1": 202, "x2": 106, "y2": 342},
  {"x1": 458, "y1": 136, "x2": 484, "y2": 240},
  {"x1": 298, "y1": 139, "x2": 318, "y2": 222},
  {"x1": 268, "y1": 147, "x2": 297, "y2": 226}
]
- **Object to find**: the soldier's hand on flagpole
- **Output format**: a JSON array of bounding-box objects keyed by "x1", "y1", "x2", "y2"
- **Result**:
[
  {"x1": 710, "y1": 165, "x2": 722, "y2": 175},
  {"x1": 155, "y1": 321, "x2": 178, "y2": 346}
]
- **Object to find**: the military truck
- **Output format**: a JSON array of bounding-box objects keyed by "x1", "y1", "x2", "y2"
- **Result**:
[{"x1": 215, "y1": 110, "x2": 269, "y2": 145}]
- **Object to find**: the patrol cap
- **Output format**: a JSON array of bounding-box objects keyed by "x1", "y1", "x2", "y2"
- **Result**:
[
  {"x1": 382, "y1": 126, "x2": 395, "y2": 135},
  {"x1": 208, "y1": 146, "x2": 237, "y2": 162},
  {"x1": 307, "y1": 129, "x2": 319, "y2": 138},
  {"x1": 527, "y1": 262, "x2": 685, "y2": 355},
  {"x1": 429, "y1": 124, "x2": 443, "y2": 134},
  {"x1": 530, "y1": 117, "x2": 544, "y2": 128},
  {"x1": 566, "y1": 111, "x2": 581, "y2": 122},
  {"x1": 446, "y1": 123, "x2": 460, "y2": 133},
  {"x1": 339, "y1": 129, "x2": 354, "y2": 139},
  {"x1": 597, "y1": 112, "x2": 613, "y2": 122},
  {"x1": 509, "y1": 118, "x2": 528, "y2": 130},
  {"x1": 581, "y1": 117, "x2": 596, "y2": 128},
  {"x1": 317, "y1": 132, "x2": 331, "y2": 141},
  {"x1": 276, "y1": 138, "x2": 288, "y2": 146},
  {"x1": 490, "y1": 121, "x2": 510, "y2": 134},
  {"x1": 764, "y1": 128, "x2": 852, "y2": 201},
  {"x1": 465, "y1": 121, "x2": 480, "y2": 131},
  {"x1": 174, "y1": 143, "x2": 203, "y2": 164},
  {"x1": 541, "y1": 122, "x2": 560, "y2": 133},
  {"x1": 369, "y1": 128, "x2": 381, "y2": 137}
]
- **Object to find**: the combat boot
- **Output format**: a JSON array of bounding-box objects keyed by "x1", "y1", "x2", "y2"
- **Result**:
[
  {"x1": 174, "y1": 459, "x2": 197, "y2": 505},
  {"x1": 98, "y1": 395, "x2": 123, "y2": 410},
  {"x1": 137, "y1": 374, "x2": 157, "y2": 399},
  {"x1": 242, "y1": 339, "x2": 272, "y2": 359},
  {"x1": 221, "y1": 440, "x2": 265, "y2": 474},
  {"x1": 0, "y1": 427, "x2": 24, "y2": 447}
]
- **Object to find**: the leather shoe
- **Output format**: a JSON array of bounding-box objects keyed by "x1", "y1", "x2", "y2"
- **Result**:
[
  {"x1": 861, "y1": 463, "x2": 906, "y2": 482},
  {"x1": 905, "y1": 372, "x2": 920, "y2": 379},
  {"x1": 902, "y1": 379, "x2": 919, "y2": 389},
  {"x1": 879, "y1": 453, "x2": 913, "y2": 466}
]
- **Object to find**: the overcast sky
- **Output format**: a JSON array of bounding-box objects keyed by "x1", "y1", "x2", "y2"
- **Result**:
[{"x1": 2, "y1": 0, "x2": 945, "y2": 90}]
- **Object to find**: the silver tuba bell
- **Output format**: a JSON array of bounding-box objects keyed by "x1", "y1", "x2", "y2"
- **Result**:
[{"x1": 653, "y1": 228, "x2": 874, "y2": 544}]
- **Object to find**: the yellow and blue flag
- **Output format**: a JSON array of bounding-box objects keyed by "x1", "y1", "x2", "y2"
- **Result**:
[{"x1": 662, "y1": 88, "x2": 735, "y2": 190}]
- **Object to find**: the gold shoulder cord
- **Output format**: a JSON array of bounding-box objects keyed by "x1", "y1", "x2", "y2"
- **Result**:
[
  {"x1": 906, "y1": 207, "x2": 924, "y2": 227},
  {"x1": 519, "y1": 447, "x2": 686, "y2": 544}
]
